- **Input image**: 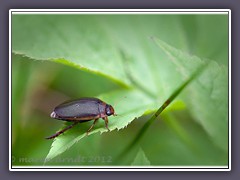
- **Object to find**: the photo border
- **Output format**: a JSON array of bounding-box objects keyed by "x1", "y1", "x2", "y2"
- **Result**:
[{"x1": 9, "y1": 9, "x2": 231, "y2": 171}]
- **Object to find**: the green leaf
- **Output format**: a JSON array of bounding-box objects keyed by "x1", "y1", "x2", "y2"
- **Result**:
[
  {"x1": 12, "y1": 14, "x2": 228, "y2": 165},
  {"x1": 131, "y1": 148, "x2": 151, "y2": 166},
  {"x1": 153, "y1": 38, "x2": 228, "y2": 152},
  {"x1": 179, "y1": 15, "x2": 228, "y2": 65},
  {"x1": 142, "y1": 113, "x2": 228, "y2": 165},
  {"x1": 45, "y1": 89, "x2": 158, "y2": 162},
  {"x1": 12, "y1": 15, "x2": 130, "y2": 87},
  {"x1": 115, "y1": 62, "x2": 207, "y2": 163}
]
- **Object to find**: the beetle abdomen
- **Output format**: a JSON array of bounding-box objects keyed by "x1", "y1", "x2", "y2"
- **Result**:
[{"x1": 52, "y1": 98, "x2": 105, "y2": 120}]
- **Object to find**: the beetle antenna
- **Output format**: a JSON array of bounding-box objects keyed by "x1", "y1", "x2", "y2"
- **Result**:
[
  {"x1": 45, "y1": 122, "x2": 79, "y2": 140},
  {"x1": 113, "y1": 96, "x2": 126, "y2": 116}
]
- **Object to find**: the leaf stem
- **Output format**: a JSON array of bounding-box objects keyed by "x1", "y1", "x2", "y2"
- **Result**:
[{"x1": 115, "y1": 62, "x2": 208, "y2": 163}]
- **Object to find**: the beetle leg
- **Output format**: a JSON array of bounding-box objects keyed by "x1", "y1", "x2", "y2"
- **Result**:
[
  {"x1": 86, "y1": 119, "x2": 98, "y2": 136},
  {"x1": 45, "y1": 122, "x2": 79, "y2": 140},
  {"x1": 103, "y1": 117, "x2": 110, "y2": 132}
]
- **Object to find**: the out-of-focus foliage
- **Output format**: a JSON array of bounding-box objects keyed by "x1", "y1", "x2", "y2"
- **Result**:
[
  {"x1": 131, "y1": 148, "x2": 151, "y2": 166},
  {"x1": 12, "y1": 14, "x2": 228, "y2": 166}
]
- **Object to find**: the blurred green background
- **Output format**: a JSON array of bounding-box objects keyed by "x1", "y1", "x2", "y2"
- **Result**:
[{"x1": 12, "y1": 13, "x2": 228, "y2": 166}]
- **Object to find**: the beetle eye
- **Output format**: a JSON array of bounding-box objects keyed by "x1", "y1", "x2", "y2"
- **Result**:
[
  {"x1": 106, "y1": 105, "x2": 114, "y2": 116},
  {"x1": 106, "y1": 109, "x2": 111, "y2": 116}
]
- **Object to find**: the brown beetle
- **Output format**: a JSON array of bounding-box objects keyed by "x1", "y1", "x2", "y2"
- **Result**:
[{"x1": 46, "y1": 98, "x2": 116, "y2": 139}]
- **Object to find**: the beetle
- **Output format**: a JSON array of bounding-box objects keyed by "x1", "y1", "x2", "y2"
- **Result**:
[{"x1": 46, "y1": 97, "x2": 116, "y2": 140}]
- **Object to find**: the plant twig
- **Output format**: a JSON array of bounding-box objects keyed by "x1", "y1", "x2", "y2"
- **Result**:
[{"x1": 115, "y1": 62, "x2": 208, "y2": 163}]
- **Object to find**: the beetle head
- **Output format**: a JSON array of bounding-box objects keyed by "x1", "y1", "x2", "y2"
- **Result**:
[{"x1": 105, "y1": 104, "x2": 116, "y2": 116}]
